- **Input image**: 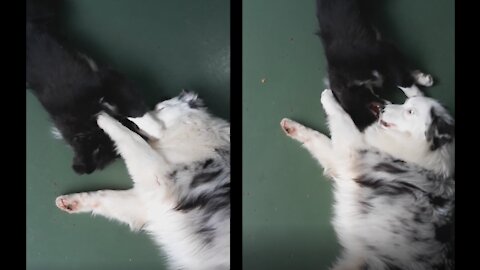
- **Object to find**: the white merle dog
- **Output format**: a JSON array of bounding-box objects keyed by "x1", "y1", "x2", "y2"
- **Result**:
[
  {"x1": 281, "y1": 85, "x2": 454, "y2": 270},
  {"x1": 56, "y1": 91, "x2": 230, "y2": 270}
]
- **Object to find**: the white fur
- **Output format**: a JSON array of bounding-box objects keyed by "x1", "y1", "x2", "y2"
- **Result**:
[
  {"x1": 128, "y1": 112, "x2": 165, "y2": 139},
  {"x1": 56, "y1": 93, "x2": 230, "y2": 270},
  {"x1": 50, "y1": 126, "x2": 63, "y2": 140},
  {"x1": 281, "y1": 88, "x2": 454, "y2": 269},
  {"x1": 412, "y1": 70, "x2": 434, "y2": 87},
  {"x1": 368, "y1": 87, "x2": 454, "y2": 178}
]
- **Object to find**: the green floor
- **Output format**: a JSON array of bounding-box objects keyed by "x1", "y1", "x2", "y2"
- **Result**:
[
  {"x1": 242, "y1": 0, "x2": 454, "y2": 269},
  {"x1": 26, "y1": 1, "x2": 229, "y2": 269},
  {"x1": 27, "y1": 0, "x2": 454, "y2": 269}
]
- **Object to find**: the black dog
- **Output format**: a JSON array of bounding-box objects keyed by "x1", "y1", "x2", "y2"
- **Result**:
[
  {"x1": 316, "y1": 0, "x2": 434, "y2": 131},
  {"x1": 27, "y1": 0, "x2": 150, "y2": 174}
]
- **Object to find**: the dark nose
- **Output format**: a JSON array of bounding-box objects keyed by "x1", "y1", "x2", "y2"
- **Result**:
[{"x1": 72, "y1": 158, "x2": 95, "y2": 174}]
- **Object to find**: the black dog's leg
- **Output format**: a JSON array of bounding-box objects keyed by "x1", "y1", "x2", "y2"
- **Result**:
[{"x1": 382, "y1": 43, "x2": 434, "y2": 90}]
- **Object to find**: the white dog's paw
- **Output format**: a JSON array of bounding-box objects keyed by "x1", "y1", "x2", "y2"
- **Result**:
[
  {"x1": 412, "y1": 71, "x2": 434, "y2": 87},
  {"x1": 280, "y1": 118, "x2": 310, "y2": 143},
  {"x1": 128, "y1": 113, "x2": 164, "y2": 139},
  {"x1": 97, "y1": 112, "x2": 127, "y2": 139},
  {"x1": 56, "y1": 194, "x2": 92, "y2": 213},
  {"x1": 280, "y1": 118, "x2": 298, "y2": 136},
  {"x1": 97, "y1": 112, "x2": 117, "y2": 130},
  {"x1": 321, "y1": 89, "x2": 342, "y2": 114}
]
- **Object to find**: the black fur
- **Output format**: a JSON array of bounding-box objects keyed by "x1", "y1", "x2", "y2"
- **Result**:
[
  {"x1": 316, "y1": 0, "x2": 425, "y2": 130},
  {"x1": 27, "y1": 0, "x2": 150, "y2": 174}
]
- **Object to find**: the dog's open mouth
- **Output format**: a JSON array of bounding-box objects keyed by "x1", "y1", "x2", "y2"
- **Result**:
[
  {"x1": 368, "y1": 102, "x2": 383, "y2": 119},
  {"x1": 380, "y1": 120, "x2": 395, "y2": 128},
  {"x1": 368, "y1": 102, "x2": 395, "y2": 128}
]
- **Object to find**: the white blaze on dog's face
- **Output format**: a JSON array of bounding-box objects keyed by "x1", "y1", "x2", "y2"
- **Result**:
[
  {"x1": 379, "y1": 96, "x2": 454, "y2": 150},
  {"x1": 153, "y1": 91, "x2": 205, "y2": 128},
  {"x1": 380, "y1": 97, "x2": 432, "y2": 136},
  {"x1": 128, "y1": 91, "x2": 205, "y2": 139}
]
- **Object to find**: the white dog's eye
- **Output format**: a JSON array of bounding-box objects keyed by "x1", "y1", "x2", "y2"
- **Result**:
[{"x1": 407, "y1": 109, "x2": 415, "y2": 115}]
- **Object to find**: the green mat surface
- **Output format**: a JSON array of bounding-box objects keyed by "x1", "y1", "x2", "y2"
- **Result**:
[
  {"x1": 242, "y1": 0, "x2": 454, "y2": 269},
  {"x1": 27, "y1": 1, "x2": 229, "y2": 269}
]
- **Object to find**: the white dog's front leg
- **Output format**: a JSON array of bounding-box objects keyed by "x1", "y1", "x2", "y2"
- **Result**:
[
  {"x1": 281, "y1": 118, "x2": 336, "y2": 176},
  {"x1": 320, "y1": 89, "x2": 363, "y2": 152},
  {"x1": 97, "y1": 112, "x2": 169, "y2": 187},
  {"x1": 128, "y1": 112, "x2": 164, "y2": 139},
  {"x1": 55, "y1": 189, "x2": 147, "y2": 231}
]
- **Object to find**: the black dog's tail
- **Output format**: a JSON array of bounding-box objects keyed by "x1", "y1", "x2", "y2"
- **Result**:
[{"x1": 316, "y1": 0, "x2": 375, "y2": 45}]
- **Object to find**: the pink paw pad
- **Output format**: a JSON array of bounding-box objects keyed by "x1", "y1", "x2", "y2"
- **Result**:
[
  {"x1": 281, "y1": 119, "x2": 297, "y2": 136},
  {"x1": 55, "y1": 196, "x2": 80, "y2": 213}
]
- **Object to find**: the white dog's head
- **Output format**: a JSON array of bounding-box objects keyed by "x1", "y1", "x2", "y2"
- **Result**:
[
  {"x1": 378, "y1": 96, "x2": 455, "y2": 151},
  {"x1": 152, "y1": 90, "x2": 206, "y2": 128},
  {"x1": 128, "y1": 90, "x2": 211, "y2": 140}
]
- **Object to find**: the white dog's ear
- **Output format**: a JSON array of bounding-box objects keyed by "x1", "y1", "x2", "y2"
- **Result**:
[
  {"x1": 425, "y1": 108, "x2": 455, "y2": 150},
  {"x1": 399, "y1": 85, "x2": 424, "y2": 98},
  {"x1": 178, "y1": 90, "x2": 205, "y2": 109}
]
